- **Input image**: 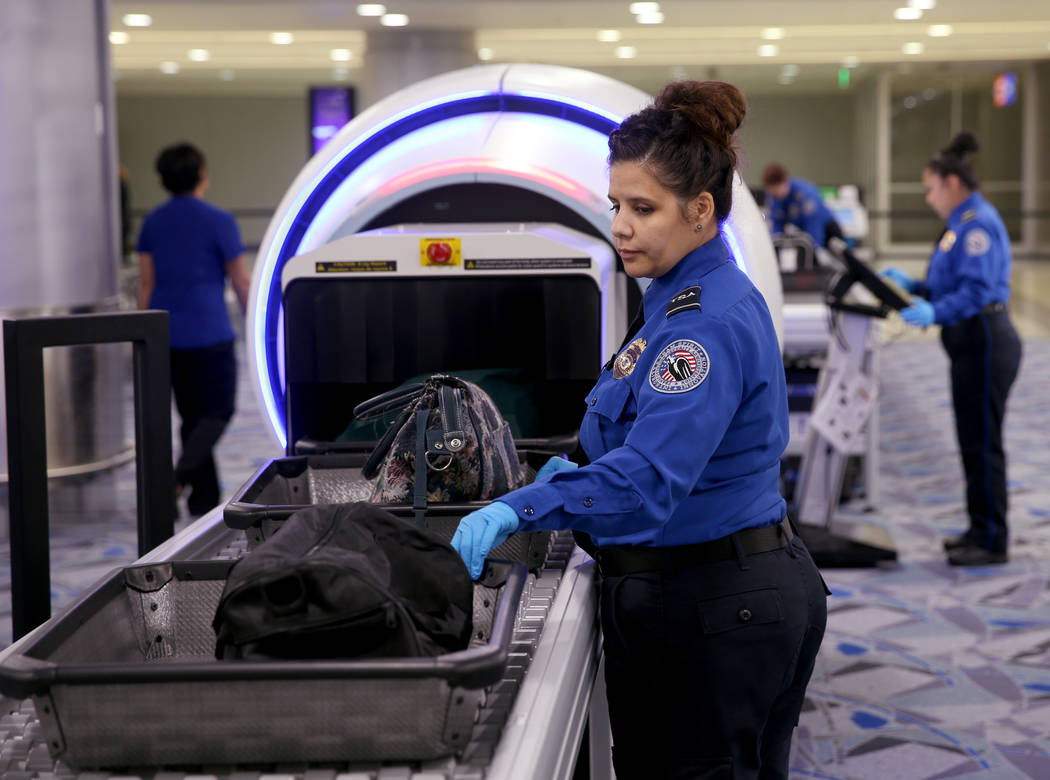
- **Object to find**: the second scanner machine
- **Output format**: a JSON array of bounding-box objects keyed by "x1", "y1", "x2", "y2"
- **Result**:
[{"x1": 247, "y1": 62, "x2": 786, "y2": 778}]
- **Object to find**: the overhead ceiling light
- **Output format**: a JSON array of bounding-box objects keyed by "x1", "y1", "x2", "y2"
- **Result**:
[
  {"x1": 332, "y1": 67, "x2": 349, "y2": 80},
  {"x1": 927, "y1": 24, "x2": 953, "y2": 37},
  {"x1": 842, "y1": 55, "x2": 860, "y2": 68},
  {"x1": 922, "y1": 87, "x2": 937, "y2": 100},
  {"x1": 615, "y1": 45, "x2": 637, "y2": 59},
  {"x1": 356, "y1": 3, "x2": 386, "y2": 15},
  {"x1": 761, "y1": 27, "x2": 785, "y2": 40},
  {"x1": 894, "y1": 7, "x2": 922, "y2": 20},
  {"x1": 380, "y1": 13, "x2": 409, "y2": 26},
  {"x1": 908, "y1": 0, "x2": 936, "y2": 9},
  {"x1": 903, "y1": 95, "x2": 918, "y2": 108},
  {"x1": 188, "y1": 49, "x2": 210, "y2": 62},
  {"x1": 159, "y1": 61, "x2": 179, "y2": 74},
  {"x1": 108, "y1": 31, "x2": 130, "y2": 45},
  {"x1": 597, "y1": 29, "x2": 622, "y2": 42},
  {"x1": 122, "y1": 13, "x2": 152, "y2": 27},
  {"x1": 902, "y1": 41, "x2": 924, "y2": 54},
  {"x1": 758, "y1": 44, "x2": 779, "y2": 57},
  {"x1": 628, "y1": 2, "x2": 660, "y2": 13},
  {"x1": 269, "y1": 32, "x2": 294, "y2": 44},
  {"x1": 777, "y1": 73, "x2": 795, "y2": 85},
  {"x1": 477, "y1": 47, "x2": 494, "y2": 61},
  {"x1": 636, "y1": 11, "x2": 664, "y2": 23},
  {"x1": 330, "y1": 48, "x2": 353, "y2": 62},
  {"x1": 781, "y1": 64, "x2": 800, "y2": 77},
  {"x1": 219, "y1": 69, "x2": 236, "y2": 81}
]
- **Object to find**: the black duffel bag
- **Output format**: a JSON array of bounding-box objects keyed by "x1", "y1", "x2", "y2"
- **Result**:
[{"x1": 213, "y1": 502, "x2": 474, "y2": 660}]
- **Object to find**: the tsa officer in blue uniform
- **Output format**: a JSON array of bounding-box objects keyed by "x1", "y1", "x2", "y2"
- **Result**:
[
  {"x1": 451, "y1": 80, "x2": 828, "y2": 780},
  {"x1": 881, "y1": 131, "x2": 1022, "y2": 567},
  {"x1": 761, "y1": 162, "x2": 843, "y2": 249}
]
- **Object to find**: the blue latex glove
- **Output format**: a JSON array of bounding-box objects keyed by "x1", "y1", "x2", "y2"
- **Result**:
[
  {"x1": 879, "y1": 267, "x2": 917, "y2": 293},
  {"x1": 450, "y1": 501, "x2": 520, "y2": 579},
  {"x1": 900, "y1": 297, "x2": 935, "y2": 328},
  {"x1": 534, "y1": 455, "x2": 578, "y2": 483}
]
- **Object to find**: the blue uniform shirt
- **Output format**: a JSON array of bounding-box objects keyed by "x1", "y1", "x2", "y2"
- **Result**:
[
  {"x1": 501, "y1": 236, "x2": 789, "y2": 547},
  {"x1": 768, "y1": 177, "x2": 835, "y2": 247},
  {"x1": 913, "y1": 191, "x2": 1012, "y2": 328},
  {"x1": 136, "y1": 196, "x2": 244, "y2": 349}
]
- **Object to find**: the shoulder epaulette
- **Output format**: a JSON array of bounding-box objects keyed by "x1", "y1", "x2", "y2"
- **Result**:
[
  {"x1": 666, "y1": 285, "x2": 701, "y2": 317},
  {"x1": 961, "y1": 209, "x2": 977, "y2": 223}
]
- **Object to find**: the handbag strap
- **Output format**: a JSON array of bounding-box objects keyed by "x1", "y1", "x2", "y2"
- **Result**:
[
  {"x1": 437, "y1": 384, "x2": 466, "y2": 452},
  {"x1": 413, "y1": 408, "x2": 429, "y2": 527},
  {"x1": 352, "y1": 382, "x2": 425, "y2": 421},
  {"x1": 360, "y1": 404, "x2": 414, "y2": 479}
]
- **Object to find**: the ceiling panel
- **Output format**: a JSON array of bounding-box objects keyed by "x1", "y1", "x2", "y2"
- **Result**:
[{"x1": 106, "y1": 0, "x2": 1050, "y2": 96}]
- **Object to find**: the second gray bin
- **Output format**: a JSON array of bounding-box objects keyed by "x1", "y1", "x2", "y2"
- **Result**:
[{"x1": 223, "y1": 452, "x2": 553, "y2": 568}]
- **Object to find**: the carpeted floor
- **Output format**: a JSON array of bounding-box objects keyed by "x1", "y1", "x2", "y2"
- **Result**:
[
  {"x1": 0, "y1": 329, "x2": 1048, "y2": 778},
  {"x1": 795, "y1": 334, "x2": 1050, "y2": 779}
]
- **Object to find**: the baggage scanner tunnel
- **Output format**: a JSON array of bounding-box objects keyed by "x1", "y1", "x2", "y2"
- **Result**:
[{"x1": 249, "y1": 63, "x2": 783, "y2": 451}]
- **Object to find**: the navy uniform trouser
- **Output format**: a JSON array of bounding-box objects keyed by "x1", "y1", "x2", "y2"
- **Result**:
[
  {"x1": 940, "y1": 309, "x2": 1022, "y2": 554},
  {"x1": 170, "y1": 340, "x2": 237, "y2": 516},
  {"x1": 599, "y1": 535, "x2": 828, "y2": 779}
]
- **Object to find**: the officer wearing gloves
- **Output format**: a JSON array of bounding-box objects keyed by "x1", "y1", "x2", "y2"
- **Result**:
[
  {"x1": 451, "y1": 80, "x2": 828, "y2": 780},
  {"x1": 880, "y1": 131, "x2": 1021, "y2": 567},
  {"x1": 761, "y1": 162, "x2": 844, "y2": 249}
]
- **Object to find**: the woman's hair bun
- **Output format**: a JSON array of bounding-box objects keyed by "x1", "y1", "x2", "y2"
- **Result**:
[
  {"x1": 653, "y1": 80, "x2": 747, "y2": 147},
  {"x1": 943, "y1": 131, "x2": 979, "y2": 159}
]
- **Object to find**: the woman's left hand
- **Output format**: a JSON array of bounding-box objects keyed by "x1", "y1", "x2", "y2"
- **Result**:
[
  {"x1": 900, "y1": 297, "x2": 935, "y2": 327},
  {"x1": 449, "y1": 501, "x2": 520, "y2": 579}
]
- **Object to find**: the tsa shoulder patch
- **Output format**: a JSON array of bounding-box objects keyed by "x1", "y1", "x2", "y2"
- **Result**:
[
  {"x1": 964, "y1": 228, "x2": 991, "y2": 257},
  {"x1": 666, "y1": 286, "x2": 701, "y2": 317},
  {"x1": 649, "y1": 339, "x2": 710, "y2": 394}
]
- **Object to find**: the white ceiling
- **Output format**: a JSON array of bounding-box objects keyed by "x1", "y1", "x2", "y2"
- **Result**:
[{"x1": 108, "y1": 0, "x2": 1050, "y2": 97}]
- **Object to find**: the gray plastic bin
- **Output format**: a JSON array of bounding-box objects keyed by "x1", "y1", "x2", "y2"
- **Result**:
[{"x1": 0, "y1": 558, "x2": 525, "y2": 769}]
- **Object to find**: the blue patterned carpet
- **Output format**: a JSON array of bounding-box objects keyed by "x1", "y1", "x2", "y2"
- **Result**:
[
  {"x1": 0, "y1": 336, "x2": 1048, "y2": 778},
  {"x1": 795, "y1": 336, "x2": 1050, "y2": 779}
]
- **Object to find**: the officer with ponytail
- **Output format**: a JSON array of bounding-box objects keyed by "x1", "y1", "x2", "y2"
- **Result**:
[
  {"x1": 881, "y1": 131, "x2": 1022, "y2": 566},
  {"x1": 451, "y1": 80, "x2": 828, "y2": 779}
]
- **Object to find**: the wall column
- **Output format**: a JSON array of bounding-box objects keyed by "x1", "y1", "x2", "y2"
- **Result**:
[
  {"x1": 0, "y1": 0, "x2": 129, "y2": 502},
  {"x1": 360, "y1": 28, "x2": 476, "y2": 109}
]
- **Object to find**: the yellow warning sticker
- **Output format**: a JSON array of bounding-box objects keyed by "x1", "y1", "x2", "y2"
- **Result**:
[{"x1": 420, "y1": 238, "x2": 461, "y2": 267}]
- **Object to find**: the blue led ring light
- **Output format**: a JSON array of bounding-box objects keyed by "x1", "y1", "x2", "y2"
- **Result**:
[{"x1": 261, "y1": 94, "x2": 620, "y2": 447}]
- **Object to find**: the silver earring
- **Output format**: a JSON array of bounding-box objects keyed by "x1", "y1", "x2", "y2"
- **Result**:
[{"x1": 695, "y1": 223, "x2": 703, "y2": 232}]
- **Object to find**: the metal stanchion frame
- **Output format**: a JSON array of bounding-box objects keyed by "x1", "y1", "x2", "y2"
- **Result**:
[{"x1": 4, "y1": 310, "x2": 173, "y2": 639}]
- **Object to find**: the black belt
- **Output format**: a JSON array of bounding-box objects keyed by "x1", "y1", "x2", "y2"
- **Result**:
[
  {"x1": 980, "y1": 302, "x2": 1007, "y2": 315},
  {"x1": 594, "y1": 518, "x2": 793, "y2": 577}
]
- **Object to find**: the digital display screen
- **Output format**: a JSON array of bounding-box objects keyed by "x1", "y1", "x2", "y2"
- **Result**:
[
  {"x1": 993, "y1": 72, "x2": 1017, "y2": 108},
  {"x1": 309, "y1": 86, "x2": 355, "y2": 155}
]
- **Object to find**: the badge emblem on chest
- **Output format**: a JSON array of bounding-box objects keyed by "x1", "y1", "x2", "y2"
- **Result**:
[
  {"x1": 613, "y1": 338, "x2": 647, "y2": 379},
  {"x1": 649, "y1": 339, "x2": 710, "y2": 393},
  {"x1": 939, "y1": 230, "x2": 956, "y2": 252}
]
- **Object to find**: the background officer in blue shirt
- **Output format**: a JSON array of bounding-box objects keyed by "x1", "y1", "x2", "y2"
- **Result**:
[
  {"x1": 881, "y1": 131, "x2": 1022, "y2": 567},
  {"x1": 137, "y1": 142, "x2": 251, "y2": 516},
  {"x1": 451, "y1": 80, "x2": 828, "y2": 779},
  {"x1": 761, "y1": 162, "x2": 843, "y2": 249}
]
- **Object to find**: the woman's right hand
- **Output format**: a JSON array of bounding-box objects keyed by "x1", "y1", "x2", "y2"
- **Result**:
[{"x1": 879, "y1": 267, "x2": 916, "y2": 293}]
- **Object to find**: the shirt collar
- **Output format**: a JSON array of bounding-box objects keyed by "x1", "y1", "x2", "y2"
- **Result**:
[
  {"x1": 644, "y1": 235, "x2": 731, "y2": 320},
  {"x1": 948, "y1": 192, "x2": 981, "y2": 227}
]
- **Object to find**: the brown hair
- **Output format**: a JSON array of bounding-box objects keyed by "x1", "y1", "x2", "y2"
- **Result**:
[
  {"x1": 926, "y1": 131, "x2": 980, "y2": 190},
  {"x1": 608, "y1": 80, "x2": 747, "y2": 221},
  {"x1": 761, "y1": 162, "x2": 788, "y2": 188}
]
